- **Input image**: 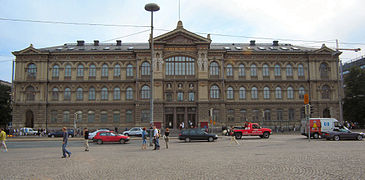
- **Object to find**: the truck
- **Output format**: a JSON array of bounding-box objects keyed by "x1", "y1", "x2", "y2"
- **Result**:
[
  {"x1": 232, "y1": 122, "x2": 272, "y2": 139},
  {"x1": 301, "y1": 118, "x2": 341, "y2": 139}
]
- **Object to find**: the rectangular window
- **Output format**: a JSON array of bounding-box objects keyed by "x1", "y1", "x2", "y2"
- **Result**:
[
  {"x1": 166, "y1": 92, "x2": 172, "y2": 102},
  {"x1": 88, "y1": 113, "x2": 95, "y2": 122},
  {"x1": 51, "y1": 110, "x2": 57, "y2": 123},
  {"x1": 63, "y1": 111, "x2": 70, "y2": 122},
  {"x1": 113, "y1": 112, "x2": 120, "y2": 123},
  {"x1": 177, "y1": 92, "x2": 184, "y2": 102},
  {"x1": 252, "y1": 109, "x2": 259, "y2": 122},
  {"x1": 227, "y1": 109, "x2": 234, "y2": 122},
  {"x1": 289, "y1": 109, "x2": 295, "y2": 121},
  {"x1": 277, "y1": 109, "x2": 283, "y2": 121},
  {"x1": 264, "y1": 110, "x2": 271, "y2": 121},
  {"x1": 101, "y1": 112, "x2": 108, "y2": 123},
  {"x1": 213, "y1": 110, "x2": 220, "y2": 122},
  {"x1": 126, "y1": 110, "x2": 133, "y2": 122},
  {"x1": 188, "y1": 92, "x2": 194, "y2": 102},
  {"x1": 240, "y1": 109, "x2": 246, "y2": 122},
  {"x1": 141, "y1": 110, "x2": 150, "y2": 122}
]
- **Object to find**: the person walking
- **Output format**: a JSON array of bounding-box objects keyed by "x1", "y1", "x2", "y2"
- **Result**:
[
  {"x1": 164, "y1": 128, "x2": 170, "y2": 149},
  {"x1": 141, "y1": 127, "x2": 147, "y2": 150},
  {"x1": 83, "y1": 127, "x2": 89, "y2": 152},
  {"x1": 61, "y1": 127, "x2": 71, "y2": 158},
  {"x1": 153, "y1": 126, "x2": 160, "y2": 150},
  {"x1": 0, "y1": 128, "x2": 8, "y2": 152}
]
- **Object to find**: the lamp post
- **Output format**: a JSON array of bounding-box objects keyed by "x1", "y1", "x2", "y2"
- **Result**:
[{"x1": 145, "y1": 3, "x2": 160, "y2": 127}]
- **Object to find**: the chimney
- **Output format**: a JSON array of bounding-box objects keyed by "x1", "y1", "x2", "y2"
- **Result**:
[
  {"x1": 250, "y1": 40, "x2": 256, "y2": 46},
  {"x1": 94, "y1": 40, "x2": 99, "y2": 46},
  {"x1": 116, "y1": 40, "x2": 122, "y2": 46},
  {"x1": 273, "y1": 40, "x2": 279, "y2": 46},
  {"x1": 77, "y1": 40, "x2": 84, "y2": 46}
]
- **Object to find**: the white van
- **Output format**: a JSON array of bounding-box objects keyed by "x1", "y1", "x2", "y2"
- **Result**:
[
  {"x1": 20, "y1": 127, "x2": 38, "y2": 135},
  {"x1": 301, "y1": 118, "x2": 342, "y2": 138}
]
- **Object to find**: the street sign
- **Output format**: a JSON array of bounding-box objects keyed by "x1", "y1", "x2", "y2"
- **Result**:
[{"x1": 304, "y1": 94, "x2": 309, "y2": 104}]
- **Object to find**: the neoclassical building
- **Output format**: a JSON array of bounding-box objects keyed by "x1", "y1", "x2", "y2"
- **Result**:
[{"x1": 12, "y1": 21, "x2": 342, "y2": 130}]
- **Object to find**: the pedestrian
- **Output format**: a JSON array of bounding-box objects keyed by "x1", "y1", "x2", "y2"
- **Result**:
[
  {"x1": 149, "y1": 126, "x2": 154, "y2": 146},
  {"x1": 141, "y1": 127, "x2": 147, "y2": 150},
  {"x1": 61, "y1": 127, "x2": 71, "y2": 158},
  {"x1": 230, "y1": 127, "x2": 239, "y2": 145},
  {"x1": 0, "y1": 128, "x2": 8, "y2": 152},
  {"x1": 153, "y1": 126, "x2": 160, "y2": 150},
  {"x1": 83, "y1": 127, "x2": 89, "y2": 152},
  {"x1": 164, "y1": 128, "x2": 170, "y2": 149},
  {"x1": 114, "y1": 127, "x2": 118, "y2": 134},
  {"x1": 182, "y1": 122, "x2": 185, "y2": 129}
]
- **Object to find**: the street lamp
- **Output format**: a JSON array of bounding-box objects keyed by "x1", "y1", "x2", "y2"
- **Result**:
[{"x1": 145, "y1": 3, "x2": 160, "y2": 127}]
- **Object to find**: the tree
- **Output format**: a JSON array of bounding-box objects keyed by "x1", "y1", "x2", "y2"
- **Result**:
[
  {"x1": 0, "y1": 84, "x2": 12, "y2": 128},
  {"x1": 343, "y1": 66, "x2": 365, "y2": 127}
]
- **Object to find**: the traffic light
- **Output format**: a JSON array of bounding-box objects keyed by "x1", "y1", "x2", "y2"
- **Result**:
[{"x1": 310, "y1": 104, "x2": 314, "y2": 116}]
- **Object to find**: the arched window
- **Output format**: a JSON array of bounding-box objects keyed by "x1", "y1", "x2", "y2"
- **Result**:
[
  {"x1": 287, "y1": 87, "x2": 294, "y2": 99},
  {"x1": 239, "y1": 64, "x2": 245, "y2": 77},
  {"x1": 101, "y1": 64, "x2": 108, "y2": 77},
  {"x1": 27, "y1": 63, "x2": 37, "y2": 77},
  {"x1": 321, "y1": 85, "x2": 330, "y2": 99},
  {"x1": 275, "y1": 87, "x2": 282, "y2": 99},
  {"x1": 77, "y1": 65, "x2": 84, "y2": 77},
  {"x1": 286, "y1": 64, "x2": 293, "y2": 77},
  {"x1": 239, "y1": 87, "x2": 246, "y2": 99},
  {"x1": 141, "y1": 62, "x2": 151, "y2": 76},
  {"x1": 114, "y1": 64, "x2": 121, "y2": 77},
  {"x1": 64, "y1": 64, "x2": 71, "y2": 77},
  {"x1": 264, "y1": 109, "x2": 271, "y2": 121},
  {"x1": 89, "y1": 64, "x2": 96, "y2": 77},
  {"x1": 264, "y1": 87, "x2": 270, "y2": 99},
  {"x1": 299, "y1": 86, "x2": 305, "y2": 99},
  {"x1": 52, "y1": 65, "x2": 59, "y2": 77},
  {"x1": 76, "y1": 88, "x2": 83, "y2": 100},
  {"x1": 126, "y1": 64, "x2": 133, "y2": 77},
  {"x1": 274, "y1": 64, "x2": 281, "y2": 76},
  {"x1": 88, "y1": 110, "x2": 95, "y2": 122},
  {"x1": 89, "y1": 87, "x2": 95, "y2": 100},
  {"x1": 320, "y1": 63, "x2": 329, "y2": 78},
  {"x1": 227, "y1": 87, "x2": 233, "y2": 99},
  {"x1": 52, "y1": 88, "x2": 59, "y2": 101},
  {"x1": 251, "y1": 87, "x2": 258, "y2": 99},
  {"x1": 126, "y1": 87, "x2": 133, "y2": 100},
  {"x1": 298, "y1": 64, "x2": 304, "y2": 77},
  {"x1": 100, "y1": 111, "x2": 108, "y2": 122},
  {"x1": 210, "y1": 85, "x2": 220, "y2": 99},
  {"x1": 262, "y1": 64, "x2": 269, "y2": 77},
  {"x1": 114, "y1": 87, "x2": 120, "y2": 100},
  {"x1": 226, "y1": 64, "x2": 233, "y2": 77},
  {"x1": 25, "y1": 86, "x2": 35, "y2": 101},
  {"x1": 64, "y1": 88, "x2": 71, "y2": 100},
  {"x1": 101, "y1": 87, "x2": 108, "y2": 100},
  {"x1": 165, "y1": 56, "x2": 195, "y2": 75},
  {"x1": 141, "y1": 85, "x2": 150, "y2": 99},
  {"x1": 250, "y1": 64, "x2": 257, "y2": 77},
  {"x1": 210, "y1": 62, "x2": 219, "y2": 76},
  {"x1": 63, "y1": 111, "x2": 70, "y2": 122}
]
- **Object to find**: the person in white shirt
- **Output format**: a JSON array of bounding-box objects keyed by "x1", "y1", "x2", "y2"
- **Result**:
[{"x1": 153, "y1": 126, "x2": 160, "y2": 150}]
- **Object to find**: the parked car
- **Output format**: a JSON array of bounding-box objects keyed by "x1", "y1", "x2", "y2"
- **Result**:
[
  {"x1": 48, "y1": 129, "x2": 75, "y2": 138},
  {"x1": 123, "y1": 127, "x2": 143, "y2": 136},
  {"x1": 179, "y1": 128, "x2": 218, "y2": 142},
  {"x1": 322, "y1": 128, "x2": 364, "y2": 141},
  {"x1": 88, "y1": 129, "x2": 110, "y2": 140},
  {"x1": 20, "y1": 127, "x2": 38, "y2": 135},
  {"x1": 93, "y1": 131, "x2": 130, "y2": 144}
]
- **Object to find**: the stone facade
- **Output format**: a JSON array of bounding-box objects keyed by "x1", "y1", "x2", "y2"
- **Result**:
[{"x1": 12, "y1": 21, "x2": 342, "y2": 130}]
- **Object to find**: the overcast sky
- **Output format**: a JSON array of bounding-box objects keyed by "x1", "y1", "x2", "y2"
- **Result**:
[{"x1": 1, "y1": 0, "x2": 365, "y2": 82}]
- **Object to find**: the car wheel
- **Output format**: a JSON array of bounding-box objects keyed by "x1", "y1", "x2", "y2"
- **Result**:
[
  {"x1": 208, "y1": 137, "x2": 214, "y2": 142},
  {"x1": 185, "y1": 137, "x2": 190, "y2": 142},
  {"x1": 235, "y1": 133, "x2": 242, "y2": 139},
  {"x1": 263, "y1": 132, "x2": 270, "y2": 139},
  {"x1": 313, "y1": 133, "x2": 319, "y2": 139},
  {"x1": 120, "y1": 139, "x2": 126, "y2": 144},
  {"x1": 356, "y1": 135, "x2": 363, "y2": 141},
  {"x1": 125, "y1": 133, "x2": 129, "y2": 136},
  {"x1": 51, "y1": 135, "x2": 55, "y2": 138},
  {"x1": 68, "y1": 134, "x2": 72, "y2": 138},
  {"x1": 334, "y1": 135, "x2": 340, "y2": 141},
  {"x1": 97, "y1": 139, "x2": 103, "y2": 144}
]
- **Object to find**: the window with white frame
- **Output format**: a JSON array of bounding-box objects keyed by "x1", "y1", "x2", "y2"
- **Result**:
[
  {"x1": 210, "y1": 85, "x2": 220, "y2": 99},
  {"x1": 52, "y1": 65, "x2": 59, "y2": 77},
  {"x1": 251, "y1": 87, "x2": 258, "y2": 99},
  {"x1": 141, "y1": 85, "x2": 150, "y2": 99},
  {"x1": 114, "y1": 87, "x2": 120, "y2": 100},
  {"x1": 264, "y1": 87, "x2": 270, "y2": 99},
  {"x1": 287, "y1": 87, "x2": 294, "y2": 99},
  {"x1": 227, "y1": 87, "x2": 234, "y2": 99},
  {"x1": 239, "y1": 64, "x2": 245, "y2": 77},
  {"x1": 101, "y1": 64, "x2": 108, "y2": 77},
  {"x1": 126, "y1": 87, "x2": 133, "y2": 100},
  {"x1": 114, "y1": 64, "x2": 121, "y2": 77},
  {"x1": 126, "y1": 64, "x2": 133, "y2": 77},
  {"x1": 76, "y1": 88, "x2": 83, "y2": 100},
  {"x1": 262, "y1": 64, "x2": 269, "y2": 77},
  {"x1": 239, "y1": 87, "x2": 246, "y2": 99},
  {"x1": 250, "y1": 64, "x2": 257, "y2": 77},
  {"x1": 226, "y1": 64, "x2": 233, "y2": 77},
  {"x1": 298, "y1": 64, "x2": 304, "y2": 77},
  {"x1": 286, "y1": 64, "x2": 293, "y2": 77},
  {"x1": 275, "y1": 87, "x2": 282, "y2": 99},
  {"x1": 141, "y1": 62, "x2": 151, "y2": 75},
  {"x1": 274, "y1": 64, "x2": 281, "y2": 76},
  {"x1": 77, "y1": 65, "x2": 84, "y2": 77},
  {"x1": 89, "y1": 64, "x2": 96, "y2": 77},
  {"x1": 89, "y1": 87, "x2": 95, "y2": 100},
  {"x1": 101, "y1": 87, "x2": 108, "y2": 100},
  {"x1": 210, "y1": 62, "x2": 219, "y2": 76}
]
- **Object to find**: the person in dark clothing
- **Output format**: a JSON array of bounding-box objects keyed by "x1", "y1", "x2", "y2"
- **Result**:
[
  {"x1": 62, "y1": 127, "x2": 71, "y2": 158},
  {"x1": 114, "y1": 127, "x2": 118, "y2": 134},
  {"x1": 83, "y1": 127, "x2": 89, "y2": 151},
  {"x1": 164, "y1": 128, "x2": 170, "y2": 149}
]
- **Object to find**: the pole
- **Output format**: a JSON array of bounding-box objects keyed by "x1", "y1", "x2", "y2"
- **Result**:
[
  {"x1": 11, "y1": 59, "x2": 15, "y2": 128},
  {"x1": 336, "y1": 39, "x2": 344, "y2": 123},
  {"x1": 150, "y1": 10, "x2": 154, "y2": 127}
]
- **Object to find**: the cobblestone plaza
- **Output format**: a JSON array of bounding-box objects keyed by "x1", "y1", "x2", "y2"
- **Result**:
[{"x1": 1, "y1": 135, "x2": 364, "y2": 179}]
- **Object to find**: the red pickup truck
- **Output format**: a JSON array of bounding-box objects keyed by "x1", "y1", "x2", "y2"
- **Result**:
[{"x1": 232, "y1": 122, "x2": 272, "y2": 139}]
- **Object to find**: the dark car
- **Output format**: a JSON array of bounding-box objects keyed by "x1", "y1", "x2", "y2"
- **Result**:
[
  {"x1": 322, "y1": 128, "x2": 364, "y2": 141},
  {"x1": 48, "y1": 130, "x2": 74, "y2": 138},
  {"x1": 179, "y1": 128, "x2": 218, "y2": 142}
]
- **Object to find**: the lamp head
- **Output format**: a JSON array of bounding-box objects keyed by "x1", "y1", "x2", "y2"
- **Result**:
[{"x1": 145, "y1": 3, "x2": 160, "y2": 12}]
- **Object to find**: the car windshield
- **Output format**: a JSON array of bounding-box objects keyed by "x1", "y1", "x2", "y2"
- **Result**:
[{"x1": 339, "y1": 129, "x2": 349, "y2": 133}]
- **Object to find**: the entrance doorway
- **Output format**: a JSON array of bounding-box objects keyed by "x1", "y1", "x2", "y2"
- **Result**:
[
  {"x1": 25, "y1": 110, "x2": 34, "y2": 128},
  {"x1": 165, "y1": 114, "x2": 173, "y2": 128}
]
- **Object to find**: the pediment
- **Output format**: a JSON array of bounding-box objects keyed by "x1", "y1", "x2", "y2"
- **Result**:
[
  {"x1": 154, "y1": 21, "x2": 211, "y2": 45},
  {"x1": 13, "y1": 44, "x2": 45, "y2": 55},
  {"x1": 314, "y1": 44, "x2": 335, "y2": 53}
]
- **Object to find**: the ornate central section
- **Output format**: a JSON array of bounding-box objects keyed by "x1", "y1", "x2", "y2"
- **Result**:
[{"x1": 165, "y1": 56, "x2": 195, "y2": 76}]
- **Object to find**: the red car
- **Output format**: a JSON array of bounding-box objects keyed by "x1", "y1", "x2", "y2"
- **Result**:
[{"x1": 93, "y1": 131, "x2": 130, "y2": 144}]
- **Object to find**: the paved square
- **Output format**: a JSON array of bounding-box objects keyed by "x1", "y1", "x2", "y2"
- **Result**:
[{"x1": 1, "y1": 135, "x2": 365, "y2": 179}]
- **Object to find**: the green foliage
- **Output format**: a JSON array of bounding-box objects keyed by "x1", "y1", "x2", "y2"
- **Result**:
[
  {"x1": 343, "y1": 66, "x2": 365, "y2": 126},
  {"x1": 0, "y1": 84, "x2": 12, "y2": 127}
]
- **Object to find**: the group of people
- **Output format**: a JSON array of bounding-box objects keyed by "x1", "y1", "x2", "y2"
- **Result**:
[{"x1": 141, "y1": 126, "x2": 170, "y2": 150}]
